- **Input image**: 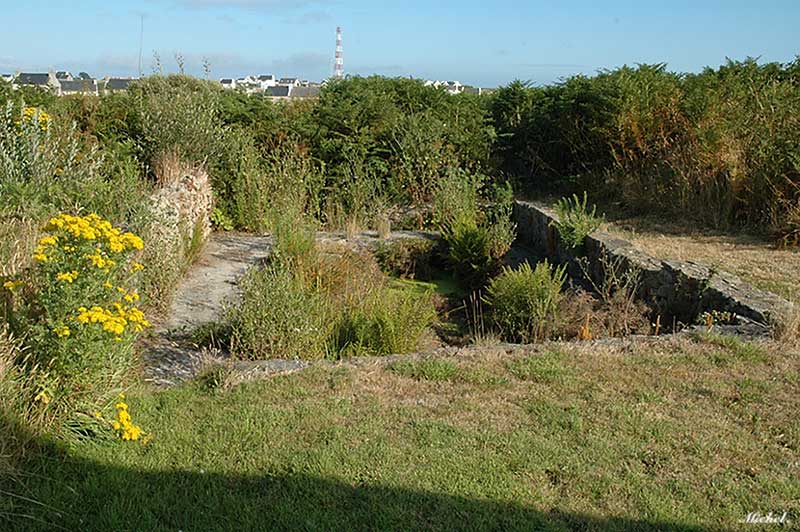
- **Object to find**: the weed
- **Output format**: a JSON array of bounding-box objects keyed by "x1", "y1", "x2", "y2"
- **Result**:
[
  {"x1": 552, "y1": 192, "x2": 603, "y2": 250},
  {"x1": 485, "y1": 260, "x2": 567, "y2": 343}
]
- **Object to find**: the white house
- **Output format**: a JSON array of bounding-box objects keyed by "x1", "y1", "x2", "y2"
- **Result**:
[
  {"x1": 277, "y1": 77, "x2": 300, "y2": 87},
  {"x1": 424, "y1": 80, "x2": 465, "y2": 95},
  {"x1": 13, "y1": 72, "x2": 61, "y2": 93},
  {"x1": 220, "y1": 78, "x2": 237, "y2": 90},
  {"x1": 257, "y1": 74, "x2": 276, "y2": 89}
]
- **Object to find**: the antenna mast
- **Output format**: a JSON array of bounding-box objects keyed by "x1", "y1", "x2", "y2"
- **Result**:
[
  {"x1": 334, "y1": 26, "x2": 344, "y2": 79},
  {"x1": 138, "y1": 14, "x2": 144, "y2": 76}
]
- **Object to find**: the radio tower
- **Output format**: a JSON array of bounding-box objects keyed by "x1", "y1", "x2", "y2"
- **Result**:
[{"x1": 333, "y1": 26, "x2": 344, "y2": 79}]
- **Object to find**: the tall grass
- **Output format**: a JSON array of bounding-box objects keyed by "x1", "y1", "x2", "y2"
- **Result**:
[
  {"x1": 227, "y1": 247, "x2": 436, "y2": 360},
  {"x1": 491, "y1": 59, "x2": 800, "y2": 241}
]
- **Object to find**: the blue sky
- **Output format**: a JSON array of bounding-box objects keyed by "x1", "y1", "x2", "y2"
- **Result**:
[{"x1": 1, "y1": 0, "x2": 798, "y2": 87}]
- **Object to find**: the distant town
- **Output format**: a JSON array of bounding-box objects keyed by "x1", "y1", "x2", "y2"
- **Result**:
[{"x1": 1, "y1": 70, "x2": 485, "y2": 98}]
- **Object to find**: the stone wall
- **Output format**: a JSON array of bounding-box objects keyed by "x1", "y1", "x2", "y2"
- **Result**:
[{"x1": 512, "y1": 200, "x2": 794, "y2": 327}]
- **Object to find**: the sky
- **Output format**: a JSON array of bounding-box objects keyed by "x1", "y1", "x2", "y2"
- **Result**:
[{"x1": 1, "y1": 0, "x2": 798, "y2": 87}]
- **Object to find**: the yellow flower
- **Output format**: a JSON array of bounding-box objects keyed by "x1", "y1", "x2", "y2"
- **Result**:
[
  {"x1": 94, "y1": 411, "x2": 103, "y2": 419},
  {"x1": 33, "y1": 253, "x2": 48, "y2": 262},
  {"x1": 34, "y1": 389, "x2": 50, "y2": 405},
  {"x1": 124, "y1": 291, "x2": 140, "y2": 303},
  {"x1": 121, "y1": 233, "x2": 144, "y2": 251},
  {"x1": 56, "y1": 270, "x2": 79, "y2": 283},
  {"x1": 3, "y1": 280, "x2": 23, "y2": 291},
  {"x1": 53, "y1": 325, "x2": 71, "y2": 338},
  {"x1": 131, "y1": 262, "x2": 145, "y2": 272}
]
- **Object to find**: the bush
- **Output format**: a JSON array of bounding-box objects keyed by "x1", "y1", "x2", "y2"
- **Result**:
[
  {"x1": 228, "y1": 246, "x2": 436, "y2": 360},
  {"x1": 227, "y1": 262, "x2": 332, "y2": 360},
  {"x1": 1, "y1": 213, "x2": 149, "y2": 429},
  {"x1": 0, "y1": 102, "x2": 146, "y2": 222},
  {"x1": 552, "y1": 192, "x2": 603, "y2": 249},
  {"x1": 128, "y1": 75, "x2": 224, "y2": 172},
  {"x1": 432, "y1": 169, "x2": 483, "y2": 230},
  {"x1": 485, "y1": 260, "x2": 567, "y2": 342},
  {"x1": 332, "y1": 285, "x2": 436, "y2": 357},
  {"x1": 444, "y1": 224, "x2": 494, "y2": 289}
]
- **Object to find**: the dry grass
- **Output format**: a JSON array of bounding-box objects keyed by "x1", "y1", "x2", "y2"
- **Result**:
[
  {"x1": 0, "y1": 218, "x2": 39, "y2": 278},
  {"x1": 605, "y1": 215, "x2": 800, "y2": 303}
]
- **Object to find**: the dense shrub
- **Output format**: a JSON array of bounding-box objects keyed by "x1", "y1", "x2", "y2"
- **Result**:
[
  {"x1": 433, "y1": 171, "x2": 517, "y2": 288},
  {"x1": 1, "y1": 214, "x2": 149, "y2": 432},
  {"x1": 310, "y1": 76, "x2": 494, "y2": 212},
  {"x1": 127, "y1": 75, "x2": 224, "y2": 172},
  {"x1": 491, "y1": 59, "x2": 800, "y2": 241},
  {"x1": 485, "y1": 260, "x2": 567, "y2": 342},
  {"x1": 227, "y1": 262, "x2": 332, "y2": 360},
  {"x1": 332, "y1": 286, "x2": 436, "y2": 356},
  {"x1": 227, "y1": 246, "x2": 436, "y2": 360}
]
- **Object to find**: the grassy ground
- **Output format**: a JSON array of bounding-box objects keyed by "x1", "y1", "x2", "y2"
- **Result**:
[
  {"x1": 3, "y1": 334, "x2": 798, "y2": 531},
  {"x1": 604, "y1": 215, "x2": 800, "y2": 303}
]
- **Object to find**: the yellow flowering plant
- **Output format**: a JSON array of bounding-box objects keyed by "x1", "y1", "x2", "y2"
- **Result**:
[
  {"x1": 93, "y1": 394, "x2": 150, "y2": 443},
  {"x1": 2, "y1": 213, "x2": 149, "y2": 399}
]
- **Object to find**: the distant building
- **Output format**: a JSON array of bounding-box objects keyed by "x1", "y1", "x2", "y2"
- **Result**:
[
  {"x1": 220, "y1": 78, "x2": 237, "y2": 90},
  {"x1": 55, "y1": 71, "x2": 73, "y2": 81},
  {"x1": 234, "y1": 76, "x2": 261, "y2": 94},
  {"x1": 102, "y1": 77, "x2": 136, "y2": 93},
  {"x1": 77, "y1": 72, "x2": 92, "y2": 80},
  {"x1": 290, "y1": 86, "x2": 320, "y2": 99},
  {"x1": 60, "y1": 79, "x2": 98, "y2": 96},
  {"x1": 0, "y1": 73, "x2": 13, "y2": 83},
  {"x1": 257, "y1": 74, "x2": 276, "y2": 89},
  {"x1": 13, "y1": 72, "x2": 61, "y2": 92},
  {"x1": 424, "y1": 79, "x2": 469, "y2": 95},
  {"x1": 277, "y1": 77, "x2": 300, "y2": 87},
  {"x1": 266, "y1": 85, "x2": 291, "y2": 99}
]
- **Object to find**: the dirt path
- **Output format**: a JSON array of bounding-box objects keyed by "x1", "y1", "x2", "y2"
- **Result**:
[{"x1": 157, "y1": 233, "x2": 273, "y2": 334}]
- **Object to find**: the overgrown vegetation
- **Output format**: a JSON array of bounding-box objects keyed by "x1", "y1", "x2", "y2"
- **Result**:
[
  {"x1": 492, "y1": 59, "x2": 800, "y2": 242},
  {"x1": 227, "y1": 237, "x2": 437, "y2": 360},
  {"x1": 551, "y1": 192, "x2": 603, "y2": 249},
  {"x1": 485, "y1": 261, "x2": 567, "y2": 342},
  {"x1": 2, "y1": 56, "x2": 799, "y2": 530}
]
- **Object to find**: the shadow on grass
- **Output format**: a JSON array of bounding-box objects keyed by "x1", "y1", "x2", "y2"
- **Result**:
[{"x1": 4, "y1": 455, "x2": 737, "y2": 532}]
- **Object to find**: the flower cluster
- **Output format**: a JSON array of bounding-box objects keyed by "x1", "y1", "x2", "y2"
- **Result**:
[
  {"x1": 77, "y1": 302, "x2": 150, "y2": 337},
  {"x1": 2, "y1": 279, "x2": 24, "y2": 291},
  {"x1": 56, "y1": 270, "x2": 79, "y2": 283},
  {"x1": 42, "y1": 213, "x2": 144, "y2": 259},
  {"x1": 19, "y1": 106, "x2": 51, "y2": 131},
  {"x1": 113, "y1": 395, "x2": 143, "y2": 441},
  {"x1": 5, "y1": 212, "x2": 151, "y2": 352}
]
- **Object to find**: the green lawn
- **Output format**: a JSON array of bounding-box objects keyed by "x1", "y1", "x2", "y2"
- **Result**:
[{"x1": 3, "y1": 335, "x2": 799, "y2": 531}]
